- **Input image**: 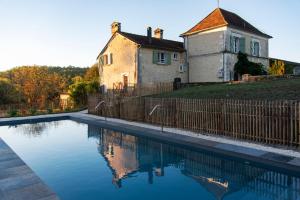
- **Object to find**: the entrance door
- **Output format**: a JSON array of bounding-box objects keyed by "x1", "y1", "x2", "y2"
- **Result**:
[{"x1": 123, "y1": 75, "x2": 128, "y2": 91}]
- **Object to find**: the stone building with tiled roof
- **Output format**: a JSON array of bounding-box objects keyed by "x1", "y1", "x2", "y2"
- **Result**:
[
  {"x1": 97, "y1": 8, "x2": 272, "y2": 89},
  {"x1": 181, "y1": 8, "x2": 272, "y2": 82}
]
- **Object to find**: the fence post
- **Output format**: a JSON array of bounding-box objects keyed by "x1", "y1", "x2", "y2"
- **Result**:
[{"x1": 161, "y1": 98, "x2": 164, "y2": 132}]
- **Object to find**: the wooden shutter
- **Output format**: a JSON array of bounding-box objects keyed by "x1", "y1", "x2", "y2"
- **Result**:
[
  {"x1": 110, "y1": 53, "x2": 113, "y2": 64},
  {"x1": 250, "y1": 41, "x2": 254, "y2": 55},
  {"x1": 166, "y1": 52, "x2": 171, "y2": 65},
  {"x1": 99, "y1": 56, "x2": 104, "y2": 65},
  {"x1": 239, "y1": 38, "x2": 245, "y2": 53},
  {"x1": 153, "y1": 51, "x2": 158, "y2": 64},
  {"x1": 230, "y1": 36, "x2": 234, "y2": 52},
  {"x1": 104, "y1": 55, "x2": 108, "y2": 65}
]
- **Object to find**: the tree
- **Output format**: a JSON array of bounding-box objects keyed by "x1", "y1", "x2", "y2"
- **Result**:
[
  {"x1": 0, "y1": 78, "x2": 17, "y2": 104},
  {"x1": 84, "y1": 63, "x2": 99, "y2": 82},
  {"x1": 8, "y1": 66, "x2": 66, "y2": 108},
  {"x1": 69, "y1": 82, "x2": 88, "y2": 106},
  {"x1": 234, "y1": 52, "x2": 266, "y2": 80},
  {"x1": 269, "y1": 60, "x2": 285, "y2": 75}
]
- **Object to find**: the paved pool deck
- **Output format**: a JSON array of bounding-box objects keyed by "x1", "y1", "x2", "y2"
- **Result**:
[
  {"x1": 0, "y1": 111, "x2": 300, "y2": 199},
  {"x1": 0, "y1": 139, "x2": 59, "y2": 200}
]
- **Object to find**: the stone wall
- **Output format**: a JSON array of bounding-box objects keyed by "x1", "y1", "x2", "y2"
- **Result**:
[
  {"x1": 139, "y1": 48, "x2": 188, "y2": 84},
  {"x1": 100, "y1": 33, "x2": 138, "y2": 89}
]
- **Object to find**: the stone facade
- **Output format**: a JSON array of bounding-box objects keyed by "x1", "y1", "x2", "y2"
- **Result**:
[
  {"x1": 99, "y1": 33, "x2": 138, "y2": 89},
  {"x1": 98, "y1": 33, "x2": 187, "y2": 89},
  {"x1": 184, "y1": 27, "x2": 270, "y2": 82},
  {"x1": 139, "y1": 48, "x2": 187, "y2": 84},
  {"x1": 98, "y1": 9, "x2": 272, "y2": 86}
]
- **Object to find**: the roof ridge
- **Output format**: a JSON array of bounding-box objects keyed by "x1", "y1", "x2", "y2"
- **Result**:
[
  {"x1": 120, "y1": 31, "x2": 183, "y2": 44},
  {"x1": 217, "y1": 8, "x2": 229, "y2": 26}
]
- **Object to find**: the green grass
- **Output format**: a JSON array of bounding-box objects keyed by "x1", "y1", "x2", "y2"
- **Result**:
[{"x1": 155, "y1": 78, "x2": 300, "y2": 100}]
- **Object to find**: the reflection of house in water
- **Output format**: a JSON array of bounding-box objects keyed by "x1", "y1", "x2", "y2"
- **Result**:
[{"x1": 87, "y1": 125, "x2": 300, "y2": 200}]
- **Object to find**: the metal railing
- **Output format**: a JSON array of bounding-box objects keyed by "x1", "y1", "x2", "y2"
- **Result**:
[
  {"x1": 95, "y1": 101, "x2": 107, "y2": 121},
  {"x1": 149, "y1": 104, "x2": 164, "y2": 132}
]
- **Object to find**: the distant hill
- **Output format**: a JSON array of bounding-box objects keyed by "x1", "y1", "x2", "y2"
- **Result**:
[
  {"x1": 47, "y1": 66, "x2": 89, "y2": 85},
  {"x1": 0, "y1": 65, "x2": 89, "y2": 85}
]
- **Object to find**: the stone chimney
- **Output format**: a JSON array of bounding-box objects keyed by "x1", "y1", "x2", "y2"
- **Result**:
[
  {"x1": 147, "y1": 27, "x2": 152, "y2": 43},
  {"x1": 154, "y1": 28, "x2": 164, "y2": 39},
  {"x1": 111, "y1": 22, "x2": 121, "y2": 35}
]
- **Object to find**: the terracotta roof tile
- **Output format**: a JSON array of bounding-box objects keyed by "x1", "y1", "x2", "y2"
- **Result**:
[{"x1": 181, "y1": 8, "x2": 272, "y2": 38}]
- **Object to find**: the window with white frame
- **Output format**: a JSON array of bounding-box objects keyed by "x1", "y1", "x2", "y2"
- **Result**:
[
  {"x1": 173, "y1": 53, "x2": 178, "y2": 61},
  {"x1": 158, "y1": 52, "x2": 166, "y2": 64},
  {"x1": 251, "y1": 40, "x2": 260, "y2": 56}
]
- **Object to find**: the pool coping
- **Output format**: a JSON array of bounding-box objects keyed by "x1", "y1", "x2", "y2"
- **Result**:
[
  {"x1": 0, "y1": 138, "x2": 59, "y2": 200},
  {"x1": 0, "y1": 111, "x2": 300, "y2": 198}
]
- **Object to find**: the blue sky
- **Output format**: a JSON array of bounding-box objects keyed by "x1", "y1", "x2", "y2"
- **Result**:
[{"x1": 0, "y1": 0, "x2": 299, "y2": 70}]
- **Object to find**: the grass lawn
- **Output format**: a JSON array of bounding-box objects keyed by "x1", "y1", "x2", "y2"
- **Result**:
[{"x1": 155, "y1": 78, "x2": 300, "y2": 100}]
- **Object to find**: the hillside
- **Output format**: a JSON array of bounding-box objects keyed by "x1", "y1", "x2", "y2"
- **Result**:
[{"x1": 155, "y1": 78, "x2": 300, "y2": 100}]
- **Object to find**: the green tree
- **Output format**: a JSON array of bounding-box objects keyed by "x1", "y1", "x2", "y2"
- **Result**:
[
  {"x1": 84, "y1": 63, "x2": 99, "y2": 82},
  {"x1": 234, "y1": 52, "x2": 266, "y2": 80},
  {"x1": 69, "y1": 82, "x2": 88, "y2": 106},
  {"x1": 0, "y1": 78, "x2": 18, "y2": 104}
]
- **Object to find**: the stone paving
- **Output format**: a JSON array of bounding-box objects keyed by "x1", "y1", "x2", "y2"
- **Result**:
[{"x1": 0, "y1": 139, "x2": 59, "y2": 200}]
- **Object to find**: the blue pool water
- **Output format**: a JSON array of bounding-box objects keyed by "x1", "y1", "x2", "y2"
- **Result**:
[{"x1": 0, "y1": 120, "x2": 300, "y2": 200}]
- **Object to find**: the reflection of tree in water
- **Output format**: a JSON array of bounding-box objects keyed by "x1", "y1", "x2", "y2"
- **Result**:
[
  {"x1": 88, "y1": 124, "x2": 300, "y2": 200},
  {"x1": 13, "y1": 121, "x2": 61, "y2": 137}
]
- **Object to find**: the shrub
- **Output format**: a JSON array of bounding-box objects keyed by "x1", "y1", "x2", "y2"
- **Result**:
[
  {"x1": 269, "y1": 60, "x2": 285, "y2": 75},
  {"x1": 7, "y1": 109, "x2": 18, "y2": 117},
  {"x1": 64, "y1": 107, "x2": 72, "y2": 112},
  {"x1": 234, "y1": 52, "x2": 266, "y2": 80},
  {"x1": 29, "y1": 108, "x2": 37, "y2": 115},
  {"x1": 47, "y1": 108, "x2": 53, "y2": 114}
]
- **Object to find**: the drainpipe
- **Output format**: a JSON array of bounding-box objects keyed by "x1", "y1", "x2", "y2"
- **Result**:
[
  {"x1": 184, "y1": 37, "x2": 190, "y2": 83},
  {"x1": 223, "y1": 31, "x2": 226, "y2": 82}
]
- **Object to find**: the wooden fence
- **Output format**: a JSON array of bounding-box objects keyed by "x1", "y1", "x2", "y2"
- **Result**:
[
  {"x1": 106, "y1": 82, "x2": 174, "y2": 97},
  {"x1": 88, "y1": 95, "x2": 300, "y2": 147}
]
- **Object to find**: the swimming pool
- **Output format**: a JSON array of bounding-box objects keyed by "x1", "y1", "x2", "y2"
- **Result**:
[{"x1": 0, "y1": 120, "x2": 300, "y2": 200}]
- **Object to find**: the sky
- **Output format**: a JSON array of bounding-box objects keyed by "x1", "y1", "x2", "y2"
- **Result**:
[{"x1": 0, "y1": 0, "x2": 299, "y2": 71}]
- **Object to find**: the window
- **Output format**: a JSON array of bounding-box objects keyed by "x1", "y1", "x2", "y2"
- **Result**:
[
  {"x1": 153, "y1": 51, "x2": 171, "y2": 65},
  {"x1": 108, "y1": 53, "x2": 113, "y2": 65},
  {"x1": 158, "y1": 52, "x2": 166, "y2": 64},
  {"x1": 179, "y1": 64, "x2": 184, "y2": 73},
  {"x1": 173, "y1": 53, "x2": 178, "y2": 61},
  {"x1": 103, "y1": 55, "x2": 108, "y2": 65},
  {"x1": 251, "y1": 40, "x2": 260, "y2": 56},
  {"x1": 233, "y1": 36, "x2": 240, "y2": 53},
  {"x1": 230, "y1": 34, "x2": 244, "y2": 54},
  {"x1": 101, "y1": 53, "x2": 113, "y2": 65}
]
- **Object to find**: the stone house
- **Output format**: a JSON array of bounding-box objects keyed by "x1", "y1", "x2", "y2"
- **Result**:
[
  {"x1": 181, "y1": 8, "x2": 272, "y2": 82},
  {"x1": 97, "y1": 23, "x2": 187, "y2": 90},
  {"x1": 97, "y1": 8, "x2": 272, "y2": 89}
]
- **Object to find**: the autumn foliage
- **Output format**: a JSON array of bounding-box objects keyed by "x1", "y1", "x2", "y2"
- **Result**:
[{"x1": 0, "y1": 64, "x2": 99, "y2": 110}]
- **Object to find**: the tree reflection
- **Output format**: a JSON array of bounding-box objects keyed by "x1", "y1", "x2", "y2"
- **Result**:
[{"x1": 11, "y1": 121, "x2": 61, "y2": 137}]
